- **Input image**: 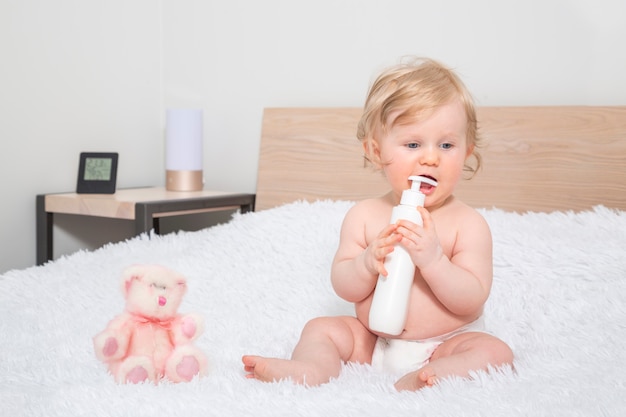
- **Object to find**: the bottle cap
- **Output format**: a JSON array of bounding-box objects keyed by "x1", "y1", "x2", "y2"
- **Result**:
[{"x1": 400, "y1": 175, "x2": 438, "y2": 207}]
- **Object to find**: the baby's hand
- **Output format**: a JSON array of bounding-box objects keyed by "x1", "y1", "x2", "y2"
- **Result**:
[
  {"x1": 364, "y1": 223, "x2": 402, "y2": 277},
  {"x1": 395, "y1": 207, "x2": 443, "y2": 270}
]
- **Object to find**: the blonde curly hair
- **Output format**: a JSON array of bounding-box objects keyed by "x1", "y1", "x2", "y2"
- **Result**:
[{"x1": 357, "y1": 57, "x2": 481, "y2": 176}]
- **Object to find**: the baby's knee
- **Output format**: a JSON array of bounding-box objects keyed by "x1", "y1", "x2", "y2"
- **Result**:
[
  {"x1": 302, "y1": 316, "x2": 340, "y2": 333},
  {"x1": 300, "y1": 316, "x2": 359, "y2": 340},
  {"x1": 492, "y1": 339, "x2": 514, "y2": 366},
  {"x1": 474, "y1": 336, "x2": 514, "y2": 368}
]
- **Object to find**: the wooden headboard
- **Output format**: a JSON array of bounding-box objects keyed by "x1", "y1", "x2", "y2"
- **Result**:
[{"x1": 256, "y1": 106, "x2": 626, "y2": 212}]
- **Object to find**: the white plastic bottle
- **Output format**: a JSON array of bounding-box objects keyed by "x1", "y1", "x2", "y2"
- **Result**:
[{"x1": 368, "y1": 175, "x2": 438, "y2": 335}]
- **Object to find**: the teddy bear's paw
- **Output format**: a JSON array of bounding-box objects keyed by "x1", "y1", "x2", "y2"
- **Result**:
[
  {"x1": 117, "y1": 356, "x2": 156, "y2": 384},
  {"x1": 94, "y1": 329, "x2": 130, "y2": 362},
  {"x1": 102, "y1": 337, "x2": 119, "y2": 357},
  {"x1": 126, "y1": 366, "x2": 150, "y2": 384},
  {"x1": 175, "y1": 313, "x2": 204, "y2": 342},
  {"x1": 176, "y1": 355, "x2": 200, "y2": 382},
  {"x1": 166, "y1": 345, "x2": 208, "y2": 382},
  {"x1": 180, "y1": 317, "x2": 198, "y2": 339}
]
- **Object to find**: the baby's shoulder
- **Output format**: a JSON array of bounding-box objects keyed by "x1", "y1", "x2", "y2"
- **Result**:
[
  {"x1": 436, "y1": 197, "x2": 488, "y2": 226},
  {"x1": 341, "y1": 196, "x2": 391, "y2": 228},
  {"x1": 347, "y1": 196, "x2": 391, "y2": 216}
]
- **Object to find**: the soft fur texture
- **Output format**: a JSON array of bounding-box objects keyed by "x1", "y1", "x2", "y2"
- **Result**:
[
  {"x1": 1, "y1": 200, "x2": 625, "y2": 416},
  {"x1": 93, "y1": 264, "x2": 208, "y2": 384}
]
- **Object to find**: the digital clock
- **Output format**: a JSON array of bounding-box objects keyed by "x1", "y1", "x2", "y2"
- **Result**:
[{"x1": 76, "y1": 152, "x2": 118, "y2": 194}]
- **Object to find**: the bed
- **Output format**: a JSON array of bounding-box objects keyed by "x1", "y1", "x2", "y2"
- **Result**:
[{"x1": 2, "y1": 106, "x2": 626, "y2": 417}]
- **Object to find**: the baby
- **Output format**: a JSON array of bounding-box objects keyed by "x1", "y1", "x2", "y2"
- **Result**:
[{"x1": 243, "y1": 57, "x2": 513, "y2": 391}]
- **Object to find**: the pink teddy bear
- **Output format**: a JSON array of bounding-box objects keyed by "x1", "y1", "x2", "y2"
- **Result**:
[{"x1": 93, "y1": 264, "x2": 208, "y2": 383}]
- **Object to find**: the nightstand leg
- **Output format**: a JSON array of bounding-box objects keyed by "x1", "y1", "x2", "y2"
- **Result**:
[
  {"x1": 134, "y1": 203, "x2": 159, "y2": 236},
  {"x1": 241, "y1": 196, "x2": 256, "y2": 213},
  {"x1": 36, "y1": 195, "x2": 53, "y2": 265}
]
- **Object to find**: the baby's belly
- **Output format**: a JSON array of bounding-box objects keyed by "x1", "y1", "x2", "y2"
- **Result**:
[{"x1": 357, "y1": 291, "x2": 478, "y2": 340}]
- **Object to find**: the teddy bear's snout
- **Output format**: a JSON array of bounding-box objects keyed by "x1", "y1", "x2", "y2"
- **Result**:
[{"x1": 158, "y1": 296, "x2": 167, "y2": 306}]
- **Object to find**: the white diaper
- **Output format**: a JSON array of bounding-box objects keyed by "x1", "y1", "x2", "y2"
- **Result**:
[{"x1": 371, "y1": 316, "x2": 487, "y2": 375}]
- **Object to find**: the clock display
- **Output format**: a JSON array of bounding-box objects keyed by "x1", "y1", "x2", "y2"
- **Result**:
[
  {"x1": 84, "y1": 157, "x2": 113, "y2": 181},
  {"x1": 76, "y1": 152, "x2": 118, "y2": 194}
]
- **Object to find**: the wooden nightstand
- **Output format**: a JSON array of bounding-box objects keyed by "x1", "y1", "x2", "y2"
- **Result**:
[{"x1": 36, "y1": 187, "x2": 255, "y2": 265}]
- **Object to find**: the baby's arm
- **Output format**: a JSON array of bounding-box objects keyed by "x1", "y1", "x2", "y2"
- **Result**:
[
  {"x1": 331, "y1": 201, "x2": 400, "y2": 302},
  {"x1": 399, "y1": 206, "x2": 493, "y2": 316}
]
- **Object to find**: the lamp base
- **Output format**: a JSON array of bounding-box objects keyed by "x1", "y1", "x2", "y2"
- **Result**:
[{"x1": 166, "y1": 170, "x2": 203, "y2": 191}]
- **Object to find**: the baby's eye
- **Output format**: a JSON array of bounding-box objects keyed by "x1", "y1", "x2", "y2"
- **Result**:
[
  {"x1": 406, "y1": 142, "x2": 419, "y2": 149},
  {"x1": 440, "y1": 142, "x2": 453, "y2": 150}
]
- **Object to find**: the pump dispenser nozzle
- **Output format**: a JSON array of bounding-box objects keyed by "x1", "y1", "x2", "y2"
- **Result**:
[
  {"x1": 400, "y1": 175, "x2": 438, "y2": 207},
  {"x1": 409, "y1": 175, "x2": 438, "y2": 191}
]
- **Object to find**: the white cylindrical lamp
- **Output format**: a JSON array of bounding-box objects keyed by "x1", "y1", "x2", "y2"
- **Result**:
[{"x1": 165, "y1": 108, "x2": 204, "y2": 191}]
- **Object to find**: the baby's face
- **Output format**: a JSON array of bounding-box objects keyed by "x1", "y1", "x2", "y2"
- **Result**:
[{"x1": 377, "y1": 99, "x2": 471, "y2": 209}]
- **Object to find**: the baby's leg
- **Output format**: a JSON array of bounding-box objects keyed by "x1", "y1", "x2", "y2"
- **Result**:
[
  {"x1": 243, "y1": 315, "x2": 375, "y2": 386},
  {"x1": 394, "y1": 332, "x2": 513, "y2": 391}
]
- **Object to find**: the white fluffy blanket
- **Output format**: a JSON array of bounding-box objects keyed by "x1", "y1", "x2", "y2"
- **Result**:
[{"x1": 1, "y1": 201, "x2": 625, "y2": 417}]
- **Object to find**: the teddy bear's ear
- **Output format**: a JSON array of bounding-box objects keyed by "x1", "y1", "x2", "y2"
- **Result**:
[
  {"x1": 121, "y1": 265, "x2": 144, "y2": 296},
  {"x1": 176, "y1": 279, "x2": 188, "y2": 294}
]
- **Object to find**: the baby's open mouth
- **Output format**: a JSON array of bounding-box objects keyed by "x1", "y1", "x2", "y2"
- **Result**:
[
  {"x1": 418, "y1": 175, "x2": 437, "y2": 192},
  {"x1": 421, "y1": 183, "x2": 435, "y2": 192}
]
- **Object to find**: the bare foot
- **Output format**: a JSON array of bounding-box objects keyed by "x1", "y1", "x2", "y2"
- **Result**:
[
  {"x1": 242, "y1": 355, "x2": 325, "y2": 386},
  {"x1": 394, "y1": 367, "x2": 439, "y2": 391}
]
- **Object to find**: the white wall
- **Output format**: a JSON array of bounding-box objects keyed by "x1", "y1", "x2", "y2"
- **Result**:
[
  {"x1": 0, "y1": 0, "x2": 163, "y2": 274},
  {"x1": 1, "y1": 0, "x2": 625, "y2": 274}
]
